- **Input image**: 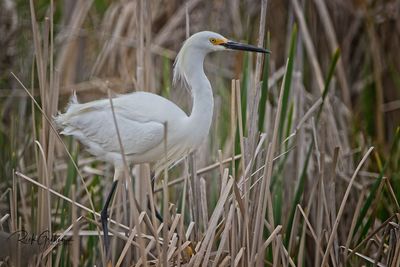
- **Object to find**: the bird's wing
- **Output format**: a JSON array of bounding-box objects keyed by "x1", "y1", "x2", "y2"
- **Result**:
[
  {"x1": 63, "y1": 108, "x2": 165, "y2": 155},
  {"x1": 57, "y1": 91, "x2": 188, "y2": 156}
]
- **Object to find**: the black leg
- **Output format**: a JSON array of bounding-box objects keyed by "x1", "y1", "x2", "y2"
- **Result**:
[
  {"x1": 147, "y1": 197, "x2": 164, "y2": 223},
  {"x1": 101, "y1": 180, "x2": 118, "y2": 262},
  {"x1": 150, "y1": 171, "x2": 155, "y2": 192},
  {"x1": 149, "y1": 171, "x2": 164, "y2": 223}
]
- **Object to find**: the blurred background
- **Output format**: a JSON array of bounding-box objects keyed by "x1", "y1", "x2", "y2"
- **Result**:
[
  {"x1": 0, "y1": 0, "x2": 399, "y2": 266},
  {"x1": 1, "y1": 0, "x2": 399, "y2": 141}
]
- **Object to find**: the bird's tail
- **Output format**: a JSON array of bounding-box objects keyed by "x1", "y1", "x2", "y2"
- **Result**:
[
  {"x1": 69, "y1": 91, "x2": 79, "y2": 105},
  {"x1": 53, "y1": 91, "x2": 79, "y2": 130}
]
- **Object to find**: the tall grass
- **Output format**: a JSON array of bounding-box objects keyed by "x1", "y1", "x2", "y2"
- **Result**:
[{"x1": 1, "y1": 0, "x2": 400, "y2": 266}]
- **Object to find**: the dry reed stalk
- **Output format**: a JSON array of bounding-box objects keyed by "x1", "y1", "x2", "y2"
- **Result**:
[
  {"x1": 199, "y1": 155, "x2": 242, "y2": 175},
  {"x1": 117, "y1": 177, "x2": 130, "y2": 264},
  {"x1": 84, "y1": 216, "x2": 153, "y2": 253},
  {"x1": 314, "y1": 146, "x2": 326, "y2": 266},
  {"x1": 272, "y1": 236, "x2": 279, "y2": 266},
  {"x1": 219, "y1": 256, "x2": 230, "y2": 267},
  {"x1": 343, "y1": 248, "x2": 386, "y2": 267},
  {"x1": 141, "y1": 240, "x2": 157, "y2": 265},
  {"x1": 233, "y1": 79, "x2": 252, "y2": 263},
  {"x1": 232, "y1": 206, "x2": 239, "y2": 265},
  {"x1": 238, "y1": 134, "x2": 267, "y2": 197},
  {"x1": 297, "y1": 204, "x2": 324, "y2": 257},
  {"x1": 15, "y1": 66, "x2": 164, "y2": 264},
  {"x1": 23, "y1": 5, "x2": 97, "y2": 264},
  {"x1": 42, "y1": 216, "x2": 83, "y2": 258},
  {"x1": 56, "y1": 0, "x2": 93, "y2": 86},
  {"x1": 348, "y1": 214, "x2": 397, "y2": 259},
  {"x1": 199, "y1": 177, "x2": 208, "y2": 230},
  {"x1": 46, "y1": 7, "x2": 59, "y2": 194},
  {"x1": 10, "y1": 173, "x2": 17, "y2": 235},
  {"x1": 232, "y1": 180, "x2": 246, "y2": 235},
  {"x1": 176, "y1": 217, "x2": 185, "y2": 267},
  {"x1": 180, "y1": 158, "x2": 190, "y2": 225},
  {"x1": 27, "y1": 2, "x2": 61, "y2": 265},
  {"x1": 162, "y1": 122, "x2": 169, "y2": 266},
  {"x1": 154, "y1": 0, "x2": 201, "y2": 46},
  {"x1": 252, "y1": 58, "x2": 293, "y2": 264},
  {"x1": 143, "y1": 0, "x2": 154, "y2": 92},
  {"x1": 135, "y1": 3, "x2": 155, "y2": 261},
  {"x1": 261, "y1": 225, "x2": 282, "y2": 250},
  {"x1": 186, "y1": 158, "x2": 196, "y2": 242},
  {"x1": 297, "y1": 216, "x2": 307, "y2": 267},
  {"x1": 291, "y1": 0, "x2": 349, "y2": 174},
  {"x1": 185, "y1": 3, "x2": 190, "y2": 39},
  {"x1": 201, "y1": 230, "x2": 215, "y2": 266},
  {"x1": 287, "y1": 203, "x2": 300, "y2": 257},
  {"x1": 375, "y1": 226, "x2": 388, "y2": 266},
  {"x1": 384, "y1": 179, "x2": 400, "y2": 211},
  {"x1": 4, "y1": 1, "x2": 399, "y2": 265},
  {"x1": 290, "y1": 0, "x2": 324, "y2": 92},
  {"x1": 279, "y1": 234, "x2": 297, "y2": 267},
  {"x1": 321, "y1": 147, "x2": 374, "y2": 266},
  {"x1": 192, "y1": 177, "x2": 233, "y2": 266},
  {"x1": 150, "y1": 155, "x2": 241, "y2": 191},
  {"x1": 252, "y1": 152, "x2": 273, "y2": 264},
  {"x1": 116, "y1": 211, "x2": 146, "y2": 267},
  {"x1": 145, "y1": 166, "x2": 163, "y2": 263},
  {"x1": 313, "y1": 0, "x2": 351, "y2": 107},
  {"x1": 230, "y1": 80, "x2": 237, "y2": 178},
  {"x1": 212, "y1": 204, "x2": 234, "y2": 267},
  {"x1": 284, "y1": 97, "x2": 322, "y2": 143},
  {"x1": 247, "y1": 0, "x2": 268, "y2": 158},
  {"x1": 292, "y1": 73, "x2": 306, "y2": 192},
  {"x1": 108, "y1": 90, "x2": 148, "y2": 266},
  {"x1": 29, "y1": 1, "x2": 49, "y2": 246},
  {"x1": 0, "y1": 214, "x2": 10, "y2": 230},
  {"x1": 390, "y1": 233, "x2": 400, "y2": 267},
  {"x1": 190, "y1": 153, "x2": 202, "y2": 240},
  {"x1": 15, "y1": 171, "x2": 126, "y2": 232},
  {"x1": 235, "y1": 80, "x2": 246, "y2": 179},
  {"x1": 71, "y1": 186, "x2": 79, "y2": 267},
  {"x1": 137, "y1": 0, "x2": 144, "y2": 90},
  {"x1": 343, "y1": 190, "x2": 365, "y2": 263}
]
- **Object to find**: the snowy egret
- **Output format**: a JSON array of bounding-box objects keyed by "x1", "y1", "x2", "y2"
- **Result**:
[{"x1": 55, "y1": 31, "x2": 269, "y2": 259}]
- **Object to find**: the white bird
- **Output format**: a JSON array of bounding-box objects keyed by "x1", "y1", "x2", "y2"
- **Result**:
[{"x1": 55, "y1": 31, "x2": 269, "y2": 259}]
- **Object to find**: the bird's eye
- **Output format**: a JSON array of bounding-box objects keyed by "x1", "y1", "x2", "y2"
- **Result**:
[{"x1": 210, "y1": 38, "x2": 217, "y2": 44}]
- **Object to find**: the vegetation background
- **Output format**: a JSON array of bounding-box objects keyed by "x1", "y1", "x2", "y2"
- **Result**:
[{"x1": 0, "y1": 0, "x2": 399, "y2": 266}]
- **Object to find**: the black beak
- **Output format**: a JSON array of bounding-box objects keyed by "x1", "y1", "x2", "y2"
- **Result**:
[{"x1": 221, "y1": 41, "x2": 270, "y2": 54}]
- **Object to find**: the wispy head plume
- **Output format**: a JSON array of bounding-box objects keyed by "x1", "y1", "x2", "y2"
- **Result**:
[{"x1": 173, "y1": 40, "x2": 190, "y2": 91}]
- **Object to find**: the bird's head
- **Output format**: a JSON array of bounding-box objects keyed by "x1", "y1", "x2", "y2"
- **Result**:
[
  {"x1": 183, "y1": 31, "x2": 270, "y2": 53},
  {"x1": 173, "y1": 31, "x2": 269, "y2": 86}
]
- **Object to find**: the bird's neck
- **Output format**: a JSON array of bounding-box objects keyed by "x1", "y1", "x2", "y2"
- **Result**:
[
  {"x1": 183, "y1": 50, "x2": 214, "y2": 139},
  {"x1": 189, "y1": 71, "x2": 213, "y2": 126}
]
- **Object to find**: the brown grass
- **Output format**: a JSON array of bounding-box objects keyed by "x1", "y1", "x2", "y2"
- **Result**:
[{"x1": 0, "y1": 0, "x2": 400, "y2": 266}]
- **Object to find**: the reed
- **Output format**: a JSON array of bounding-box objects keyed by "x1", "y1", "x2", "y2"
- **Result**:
[{"x1": 0, "y1": 0, "x2": 399, "y2": 266}]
